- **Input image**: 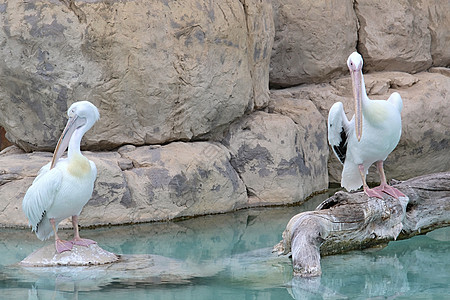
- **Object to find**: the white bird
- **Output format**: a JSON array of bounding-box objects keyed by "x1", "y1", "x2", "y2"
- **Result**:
[
  {"x1": 328, "y1": 52, "x2": 405, "y2": 199},
  {"x1": 23, "y1": 101, "x2": 100, "y2": 253}
]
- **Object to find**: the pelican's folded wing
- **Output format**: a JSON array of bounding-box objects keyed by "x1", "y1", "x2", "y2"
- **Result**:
[{"x1": 22, "y1": 165, "x2": 63, "y2": 232}]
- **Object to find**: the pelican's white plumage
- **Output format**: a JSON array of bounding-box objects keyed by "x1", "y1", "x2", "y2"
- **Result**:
[
  {"x1": 328, "y1": 52, "x2": 405, "y2": 199},
  {"x1": 22, "y1": 101, "x2": 99, "y2": 252}
]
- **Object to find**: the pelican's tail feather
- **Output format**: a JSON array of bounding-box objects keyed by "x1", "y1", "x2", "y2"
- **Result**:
[
  {"x1": 35, "y1": 217, "x2": 56, "y2": 241},
  {"x1": 341, "y1": 163, "x2": 364, "y2": 192}
]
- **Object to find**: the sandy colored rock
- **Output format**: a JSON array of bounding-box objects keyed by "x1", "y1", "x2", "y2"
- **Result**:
[
  {"x1": 81, "y1": 152, "x2": 133, "y2": 225},
  {"x1": 270, "y1": 0, "x2": 357, "y2": 87},
  {"x1": 121, "y1": 142, "x2": 249, "y2": 221},
  {"x1": 426, "y1": 0, "x2": 450, "y2": 66},
  {"x1": 224, "y1": 108, "x2": 328, "y2": 205},
  {"x1": 385, "y1": 72, "x2": 450, "y2": 182},
  {"x1": 429, "y1": 67, "x2": 450, "y2": 77},
  {"x1": 20, "y1": 243, "x2": 119, "y2": 267},
  {"x1": 269, "y1": 0, "x2": 450, "y2": 86},
  {"x1": 244, "y1": 0, "x2": 275, "y2": 108},
  {"x1": 0, "y1": 152, "x2": 53, "y2": 227},
  {"x1": 0, "y1": 0, "x2": 273, "y2": 151},
  {"x1": 356, "y1": 0, "x2": 432, "y2": 73}
]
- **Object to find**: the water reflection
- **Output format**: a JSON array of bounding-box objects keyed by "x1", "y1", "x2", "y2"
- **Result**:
[
  {"x1": 289, "y1": 227, "x2": 450, "y2": 299},
  {"x1": 0, "y1": 193, "x2": 449, "y2": 299}
]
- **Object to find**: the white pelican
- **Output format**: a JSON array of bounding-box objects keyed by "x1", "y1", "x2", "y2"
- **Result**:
[
  {"x1": 328, "y1": 52, "x2": 405, "y2": 199},
  {"x1": 23, "y1": 101, "x2": 100, "y2": 253}
]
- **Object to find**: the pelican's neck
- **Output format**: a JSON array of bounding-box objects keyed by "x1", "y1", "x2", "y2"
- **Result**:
[
  {"x1": 66, "y1": 127, "x2": 92, "y2": 178},
  {"x1": 68, "y1": 128, "x2": 85, "y2": 160}
]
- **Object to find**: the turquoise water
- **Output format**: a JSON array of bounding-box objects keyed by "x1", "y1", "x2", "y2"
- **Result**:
[{"x1": 1, "y1": 193, "x2": 449, "y2": 299}]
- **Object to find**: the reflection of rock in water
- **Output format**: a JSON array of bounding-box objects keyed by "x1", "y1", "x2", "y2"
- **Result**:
[
  {"x1": 288, "y1": 230, "x2": 450, "y2": 300},
  {"x1": 289, "y1": 276, "x2": 347, "y2": 300},
  {"x1": 218, "y1": 247, "x2": 292, "y2": 289},
  {"x1": 288, "y1": 254, "x2": 409, "y2": 299},
  {"x1": 4, "y1": 253, "x2": 223, "y2": 299}
]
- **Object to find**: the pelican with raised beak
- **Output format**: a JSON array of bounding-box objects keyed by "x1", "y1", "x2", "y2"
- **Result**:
[{"x1": 328, "y1": 52, "x2": 405, "y2": 199}]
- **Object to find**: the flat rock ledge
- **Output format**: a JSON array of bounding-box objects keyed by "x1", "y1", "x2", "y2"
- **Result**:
[{"x1": 20, "y1": 244, "x2": 119, "y2": 267}]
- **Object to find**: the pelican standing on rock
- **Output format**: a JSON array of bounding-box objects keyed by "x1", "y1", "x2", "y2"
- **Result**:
[
  {"x1": 327, "y1": 52, "x2": 405, "y2": 199},
  {"x1": 23, "y1": 101, "x2": 100, "y2": 253}
]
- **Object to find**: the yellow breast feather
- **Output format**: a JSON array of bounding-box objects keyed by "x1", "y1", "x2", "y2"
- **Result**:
[
  {"x1": 67, "y1": 154, "x2": 91, "y2": 178},
  {"x1": 364, "y1": 102, "x2": 388, "y2": 125}
]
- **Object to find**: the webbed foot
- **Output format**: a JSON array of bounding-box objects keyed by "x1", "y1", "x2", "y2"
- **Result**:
[
  {"x1": 55, "y1": 239, "x2": 73, "y2": 253},
  {"x1": 363, "y1": 186, "x2": 385, "y2": 199},
  {"x1": 374, "y1": 184, "x2": 406, "y2": 199}
]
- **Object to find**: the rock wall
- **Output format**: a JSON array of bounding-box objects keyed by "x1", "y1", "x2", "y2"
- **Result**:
[
  {"x1": 357, "y1": 0, "x2": 450, "y2": 72},
  {"x1": 0, "y1": 0, "x2": 273, "y2": 151},
  {"x1": 270, "y1": 0, "x2": 450, "y2": 86},
  {"x1": 270, "y1": 0, "x2": 358, "y2": 87},
  {"x1": 0, "y1": 0, "x2": 449, "y2": 227}
]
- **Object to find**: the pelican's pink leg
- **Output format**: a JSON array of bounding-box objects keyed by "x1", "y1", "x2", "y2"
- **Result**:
[
  {"x1": 358, "y1": 164, "x2": 384, "y2": 199},
  {"x1": 70, "y1": 215, "x2": 96, "y2": 247},
  {"x1": 373, "y1": 161, "x2": 406, "y2": 199},
  {"x1": 50, "y1": 218, "x2": 73, "y2": 253}
]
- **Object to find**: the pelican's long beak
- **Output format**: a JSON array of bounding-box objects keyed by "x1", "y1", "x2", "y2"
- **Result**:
[
  {"x1": 50, "y1": 114, "x2": 81, "y2": 169},
  {"x1": 351, "y1": 70, "x2": 363, "y2": 141}
]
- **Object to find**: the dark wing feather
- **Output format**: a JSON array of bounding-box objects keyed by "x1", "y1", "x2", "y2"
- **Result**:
[
  {"x1": 333, "y1": 128, "x2": 348, "y2": 164},
  {"x1": 328, "y1": 102, "x2": 350, "y2": 165}
]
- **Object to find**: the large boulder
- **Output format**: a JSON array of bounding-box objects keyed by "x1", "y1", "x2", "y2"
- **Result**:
[
  {"x1": 120, "y1": 142, "x2": 248, "y2": 222},
  {"x1": 356, "y1": 0, "x2": 449, "y2": 73},
  {"x1": 0, "y1": 0, "x2": 273, "y2": 151},
  {"x1": 224, "y1": 103, "x2": 328, "y2": 205},
  {"x1": 270, "y1": 0, "x2": 357, "y2": 87}
]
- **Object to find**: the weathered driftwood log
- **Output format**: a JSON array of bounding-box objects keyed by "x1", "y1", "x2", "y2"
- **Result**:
[{"x1": 273, "y1": 172, "x2": 450, "y2": 277}]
